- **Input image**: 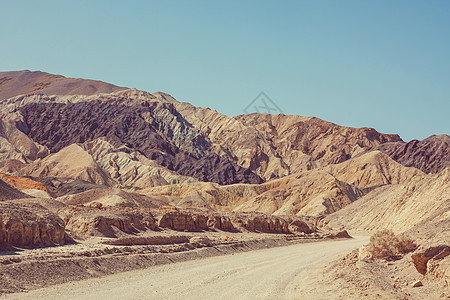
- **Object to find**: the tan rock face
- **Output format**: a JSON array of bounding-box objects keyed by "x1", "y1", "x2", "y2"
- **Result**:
[
  {"x1": 207, "y1": 215, "x2": 235, "y2": 232},
  {"x1": 229, "y1": 213, "x2": 291, "y2": 234},
  {"x1": 155, "y1": 211, "x2": 237, "y2": 232},
  {"x1": 157, "y1": 211, "x2": 197, "y2": 231},
  {"x1": 63, "y1": 206, "x2": 157, "y2": 239},
  {"x1": 0, "y1": 202, "x2": 65, "y2": 247}
]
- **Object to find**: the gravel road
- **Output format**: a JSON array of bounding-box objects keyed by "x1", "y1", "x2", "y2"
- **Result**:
[{"x1": 5, "y1": 235, "x2": 369, "y2": 300}]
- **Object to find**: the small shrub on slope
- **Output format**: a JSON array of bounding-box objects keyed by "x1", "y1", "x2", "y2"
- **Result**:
[{"x1": 368, "y1": 230, "x2": 417, "y2": 260}]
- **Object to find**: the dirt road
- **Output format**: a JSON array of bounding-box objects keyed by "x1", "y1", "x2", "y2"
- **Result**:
[{"x1": 5, "y1": 235, "x2": 369, "y2": 300}]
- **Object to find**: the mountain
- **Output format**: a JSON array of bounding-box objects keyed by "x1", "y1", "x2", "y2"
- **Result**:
[
  {"x1": 370, "y1": 134, "x2": 450, "y2": 174},
  {"x1": 0, "y1": 90, "x2": 263, "y2": 186},
  {"x1": 172, "y1": 101, "x2": 403, "y2": 180},
  {"x1": 324, "y1": 150, "x2": 424, "y2": 189}
]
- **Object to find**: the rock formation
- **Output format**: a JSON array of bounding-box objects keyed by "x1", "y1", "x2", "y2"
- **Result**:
[
  {"x1": 412, "y1": 245, "x2": 450, "y2": 275},
  {"x1": 0, "y1": 202, "x2": 66, "y2": 247}
]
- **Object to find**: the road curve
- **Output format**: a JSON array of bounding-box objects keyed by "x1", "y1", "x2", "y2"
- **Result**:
[{"x1": 6, "y1": 236, "x2": 369, "y2": 300}]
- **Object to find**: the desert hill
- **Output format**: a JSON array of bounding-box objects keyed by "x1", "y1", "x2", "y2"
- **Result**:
[
  {"x1": 0, "y1": 70, "x2": 126, "y2": 101},
  {"x1": 323, "y1": 167, "x2": 450, "y2": 236},
  {"x1": 1, "y1": 92, "x2": 263, "y2": 185},
  {"x1": 324, "y1": 150, "x2": 424, "y2": 189}
]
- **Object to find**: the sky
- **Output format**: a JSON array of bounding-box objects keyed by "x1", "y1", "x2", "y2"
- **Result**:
[{"x1": 1, "y1": 0, "x2": 449, "y2": 141}]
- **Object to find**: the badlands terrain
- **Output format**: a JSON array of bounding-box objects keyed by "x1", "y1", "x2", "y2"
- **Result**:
[{"x1": 0, "y1": 70, "x2": 449, "y2": 299}]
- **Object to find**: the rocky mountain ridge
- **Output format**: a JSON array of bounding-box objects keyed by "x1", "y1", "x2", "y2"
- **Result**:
[{"x1": 0, "y1": 70, "x2": 448, "y2": 248}]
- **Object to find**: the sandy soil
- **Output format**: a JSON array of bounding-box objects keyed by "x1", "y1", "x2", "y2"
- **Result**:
[{"x1": 1, "y1": 235, "x2": 369, "y2": 300}]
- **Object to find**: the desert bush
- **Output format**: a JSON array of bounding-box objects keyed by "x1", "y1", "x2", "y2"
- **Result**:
[
  {"x1": 368, "y1": 230, "x2": 417, "y2": 260},
  {"x1": 394, "y1": 235, "x2": 417, "y2": 254}
]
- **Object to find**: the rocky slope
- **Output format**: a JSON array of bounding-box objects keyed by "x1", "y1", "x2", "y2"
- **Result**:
[
  {"x1": 323, "y1": 167, "x2": 450, "y2": 235},
  {"x1": 324, "y1": 150, "x2": 424, "y2": 189},
  {"x1": 370, "y1": 134, "x2": 450, "y2": 174},
  {"x1": 173, "y1": 101, "x2": 403, "y2": 180},
  {"x1": 137, "y1": 150, "x2": 425, "y2": 216},
  {"x1": 3, "y1": 92, "x2": 263, "y2": 186}
]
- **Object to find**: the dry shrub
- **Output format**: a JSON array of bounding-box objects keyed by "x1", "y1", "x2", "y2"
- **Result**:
[{"x1": 368, "y1": 230, "x2": 417, "y2": 260}]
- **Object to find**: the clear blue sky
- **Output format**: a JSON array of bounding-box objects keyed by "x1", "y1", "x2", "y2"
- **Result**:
[{"x1": 1, "y1": 0, "x2": 449, "y2": 141}]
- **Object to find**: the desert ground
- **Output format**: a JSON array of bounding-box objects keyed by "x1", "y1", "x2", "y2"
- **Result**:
[{"x1": 3, "y1": 235, "x2": 369, "y2": 300}]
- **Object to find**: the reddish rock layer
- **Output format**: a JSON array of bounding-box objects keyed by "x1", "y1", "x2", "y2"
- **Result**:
[{"x1": 0, "y1": 173, "x2": 50, "y2": 194}]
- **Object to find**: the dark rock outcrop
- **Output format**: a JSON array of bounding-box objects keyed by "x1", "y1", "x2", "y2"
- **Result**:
[{"x1": 18, "y1": 101, "x2": 263, "y2": 185}]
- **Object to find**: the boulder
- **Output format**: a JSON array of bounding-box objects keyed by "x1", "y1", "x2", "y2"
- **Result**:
[
  {"x1": 412, "y1": 245, "x2": 450, "y2": 275},
  {"x1": 288, "y1": 219, "x2": 313, "y2": 233},
  {"x1": 189, "y1": 236, "x2": 212, "y2": 245},
  {"x1": 358, "y1": 246, "x2": 373, "y2": 261},
  {"x1": 411, "y1": 280, "x2": 423, "y2": 287}
]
